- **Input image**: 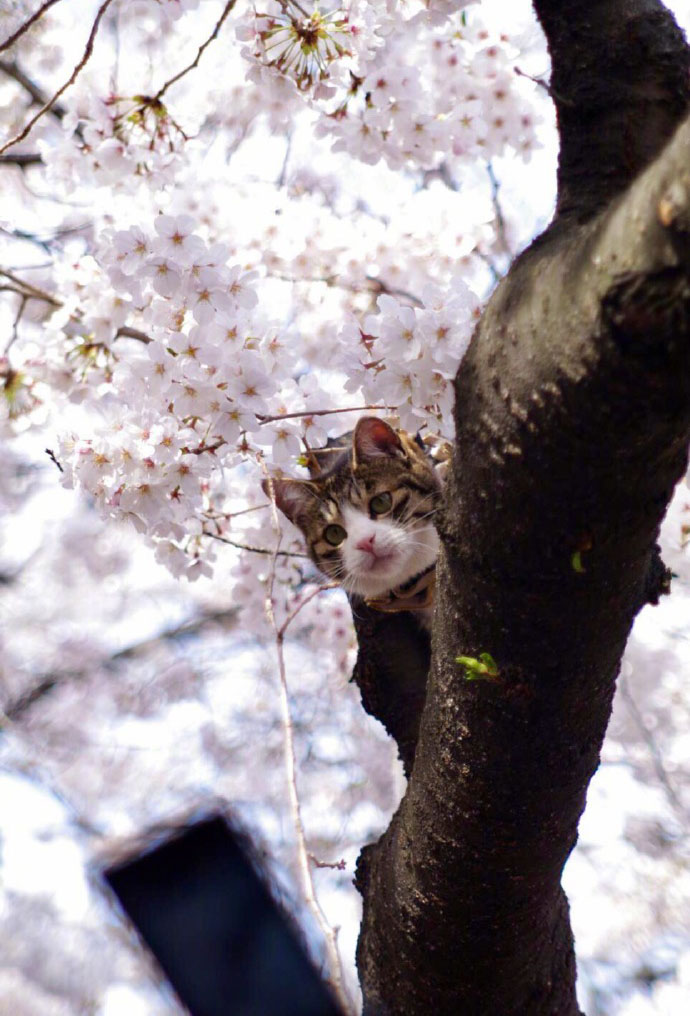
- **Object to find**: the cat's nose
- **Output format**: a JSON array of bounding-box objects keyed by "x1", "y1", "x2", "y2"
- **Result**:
[{"x1": 356, "y1": 534, "x2": 377, "y2": 554}]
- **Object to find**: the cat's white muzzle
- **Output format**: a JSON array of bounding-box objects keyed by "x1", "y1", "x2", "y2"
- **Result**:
[{"x1": 341, "y1": 505, "x2": 438, "y2": 599}]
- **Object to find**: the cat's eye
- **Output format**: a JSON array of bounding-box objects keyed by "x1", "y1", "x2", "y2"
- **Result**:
[
  {"x1": 323, "y1": 524, "x2": 347, "y2": 547},
  {"x1": 370, "y1": 492, "x2": 393, "y2": 515}
]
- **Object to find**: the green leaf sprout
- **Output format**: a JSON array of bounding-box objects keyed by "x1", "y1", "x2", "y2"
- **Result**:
[{"x1": 456, "y1": 652, "x2": 500, "y2": 682}]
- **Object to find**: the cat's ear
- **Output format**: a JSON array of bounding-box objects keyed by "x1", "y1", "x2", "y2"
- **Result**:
[
  {"x1": 352, "y1": 417, "x2": 403, "y2": 466},
  {"x1": 262, "y1": 476, "x2": 319, "y2": 526}
]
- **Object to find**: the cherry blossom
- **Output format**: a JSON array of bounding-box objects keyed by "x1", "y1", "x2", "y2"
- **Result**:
[{"x1": 2, "y1": 1, "x2": 690, "y2": 1012}]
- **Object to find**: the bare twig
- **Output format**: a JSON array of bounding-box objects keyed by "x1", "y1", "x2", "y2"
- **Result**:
[
  {"x1": 115, "y1": 325, "x2": 152, "y2": 344},
  {"x1": 4, "y1": 261, "x2": 53, "y2": 271},
  {"x1": 258, "y1": 403, "x2": 395, "y2": 425},
  {"x1": 153, "y1": 0, "x2": 238, "y2": 102},
  {"x1": 0, "y1": 58, "x2": 67, "y2": 119},
  {"x1": 0, "y1": 268, "x2": 60, "y2": 304},
  {"x1": 309, "y1": 853, "x2": 347, "y2": 871},
  {"x1": 277, "y1": 130, "x2": 293, "y2": 187},
  {"x1": 3, "y1": 606, "x2": 239, "y2": 721},
  {"x1": 5, "y1": 292, "x2": 27, "y2": 354},
  {"x1": 365, "y1": 273, "x2": 423, "y2": 307},
  {"x1": 279, "y1": 0, "x2": 311, "y2": 17},
  {"x1": 185, "y1": 439, "x2": 225, "y2": 456},
  {"x1": 486, "y1": 161, "x2": 511, "y2": 259},
  {"x1": 619, "y1": 675, "x2": 686, "y2": 821},
  {"x1": 0, "y1": 271, "x2": 153, "y2": 342},
  {"x1": 0, "y1": 720, "x2": 105, "y2": 839},
  {"x1": 0, "y1": 152, "x2": 42, "y2": 166},
  {"x1": 204, "y1": 503, "x2": 271, "y2": 522},
  {"x1": 267, "y1": 268, "x2": 423, "y2": 307},
  {"x1": 421, "y1": 160, "x2": 459, "y2": 192},
  {"x1": 475, "y1": 250, "x2": 503, "y2": 286},
  {"x1": 262, "y1": 463, "x2": 354, "y2": 1014},
  {"x1": 0, "y1": 58, "x2": 50, "y2": 106},
  {"x1": 514, "y1": 64, "x2": 561, "y2": 100},
  {"x1": 0, "y1": 0, "x2": 63, "y2": 54},
  {"x1": 0, "y1": 0, "x2": 116, "y2": 156},
  {"x1": 204, "y1": 530, "x2": 309, "y2": 559},
  {"x1": 45, "y1": 447, "x2": 63, "y2": 472},
  {"x1": 278, "y1": 580, "x2": 338, "y2": 637}
]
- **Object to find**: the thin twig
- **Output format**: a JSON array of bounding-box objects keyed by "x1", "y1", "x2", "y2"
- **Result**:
[
  {"x1": 204, "y1": 503, "x2": 271, "y2": 522},
  {"x1": 476, "y1": 249, "x2": 503, "y2": 286},
  {"x1": 4, "y1": 261, "x2": 53, "y2": 271},
  {"x1": 115, "y1": 325, "x2": 152, "y2": 344},
  {"x1": 45, "y1": 447, "x2": 63, "y2": 472},
  {"x1": 0, "y1": 271, "x2": 153, "y2": 342},
  {"x1": 619, "y1": 675, "x2": 686, "y2": 820},
  {"x1": 3, "y1": 606, "x2": 239, "y2": 721},
  {"x1": 421, "y1": 160, "x2": 459, "y2": 192},
  {"x1": 277, "y1": 130, "x2": 293, "y2": 188},
  {"x1": 278, "y1": 581, "x2": 338, "y2": 637},
  {"x1": 205, "y1": 531, "x2": 309, "y2": 559},
  {"x1": 5, "y1": 292, "x2": 27, "y2": 354},
  {"x1": 0, "y1": 268, "x2": 60, "y2": 304},
  {"x1": 153, "y1": 0, "x2": 238, "y2": 102},
  {"x1": 257, "y1": 403, "x2": 395, "y2": 425},
  {"x1": 486, "y1": 161, "x2": 511, "y2": 259},
  {"x1": 365, "y1": 273, "x2": 423, "y2": 307},
  {"x1": 267, "y1": 268, "x2": 423, "y2": 307},
  {"x1": 309, "y1": 853, "x2": 347, "y2": 871},
  {"x1": 0, "y1": 58, "x2": 68, "y2": 122},
  {"x1": 514, "y1": 64, "x2": 564, "y2": 101},
  {"x1": 0, "y1": 0, "x2": 116, "y2": 156},
  {"x1": 0, "y1": 152, "x2": 42, "y2": 165},
  {"x1": 280, "y1": 0, "x2": 311, "y2": 18},
  {"x1": 0, "y1": 715, "x2": 105, "y2": 839},
  {"x1": 262, "y1": 462, "x2": 354, "y2": 1015},
  {"x1": 0, "y1": 0, "x2": 63, "y2": 54}
]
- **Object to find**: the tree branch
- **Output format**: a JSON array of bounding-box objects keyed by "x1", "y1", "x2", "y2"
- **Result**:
[
  {"x1": 354, "y1": 3, "x2": 690, "y2": 1013},
  {"x1": 262, "y1": 465, "x2": 354, "y2": 1014},
  {"x1": 0, "y1": 0, "x2": 115, "y2": 156},
  {"x1": 153, "y1": 0, "x2": 238, "y2": 102},
  {"x1": 0, "y1": 152, "x2": 42, "y2": 166},
  {"x1": 350, "y1": 600, "x2": 430, "y2": 777},
  {"x1": 0, "y1": 0, "x2": 64, "y2": 55},
  {"x1": 2, "y1": 607, "x2": 239, "y2": 722},
  {"x1": 533, "y1": 0, "x2": 690, "y2": 221}
]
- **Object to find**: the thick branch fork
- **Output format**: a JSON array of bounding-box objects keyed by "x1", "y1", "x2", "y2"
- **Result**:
[{"x1": 353, "y1": 22, "x2": 690, "y2": 1016}]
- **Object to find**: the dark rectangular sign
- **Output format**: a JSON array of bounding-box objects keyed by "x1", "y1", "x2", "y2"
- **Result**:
[{"x1": 104, "y1": 815, "x2": 343, "y2": 1016}]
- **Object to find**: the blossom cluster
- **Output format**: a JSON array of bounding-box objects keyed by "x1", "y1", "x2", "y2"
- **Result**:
[
  {"x1": 52, "y1": 213, "x2": 271, "y2": 578},
  {"x1": 0, "y1": 0, "x2": 541, "y2": 651},
  {"x1": 238, "y1": 1, "x2": 540, "y2": 172},
  {"x1": 338, "y1": 280, "x2": 480, "y2": 432},
  {"x1": 41, "y1": 87, "x2": 186, "y2": 193},
  {"x1": 44, "y1": 205, "x2": 477, "y2": 587},
  {"x1": 32, "y1": 2, "x2": 540, "y2": 205}
]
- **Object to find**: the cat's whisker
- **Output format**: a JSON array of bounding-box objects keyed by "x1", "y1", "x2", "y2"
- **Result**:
[
  {"x1": 399, "y1": 515, "x2": 437, "y2": 531},
  {"x1": 396, "y1": 519, "x2": 437, "y2": 538},
  {"x1": 399, "y1": 508, "x2": 435, "y2": 525}
]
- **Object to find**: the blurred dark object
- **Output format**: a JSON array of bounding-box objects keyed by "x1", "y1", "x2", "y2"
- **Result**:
[{"x1": 104, "y1": 814, "x2": 343, "y2": 1016}]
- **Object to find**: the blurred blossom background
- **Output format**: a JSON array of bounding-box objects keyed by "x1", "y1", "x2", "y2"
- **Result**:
[{"x1": 1, "y1": 1, "x2": 690, "y2": 1013}]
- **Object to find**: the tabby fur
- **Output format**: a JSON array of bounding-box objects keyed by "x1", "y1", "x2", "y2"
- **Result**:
[{"x1": 263, "y1": 417, "x2": 442, "y2": 611}]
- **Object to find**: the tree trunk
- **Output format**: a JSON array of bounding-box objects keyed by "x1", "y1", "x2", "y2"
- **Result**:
[{"x1": 352, "y1": 2, "x2": 690, "y2": 1013}]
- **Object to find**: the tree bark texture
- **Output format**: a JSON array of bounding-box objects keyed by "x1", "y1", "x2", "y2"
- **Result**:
[{"x1": 353, "y1": 3, "x2": 690, "y2": 1014}]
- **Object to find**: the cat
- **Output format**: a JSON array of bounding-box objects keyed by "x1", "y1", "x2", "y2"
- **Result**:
[{"x1": 262, "y1": 417, "x2": 443, "y2": 620}]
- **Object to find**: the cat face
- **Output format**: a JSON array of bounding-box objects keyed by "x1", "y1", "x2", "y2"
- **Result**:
[{"x1": 264, "y1": 417, "x2": 441, "y2": 600}]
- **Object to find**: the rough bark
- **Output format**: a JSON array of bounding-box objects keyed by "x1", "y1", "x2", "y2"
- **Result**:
[
  {"x1": 353, "y1": 3, "x2": 690, "y2": 1014},
  {"x1": 350, "y1": 599, "x2": 430, "y2": 777}
]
